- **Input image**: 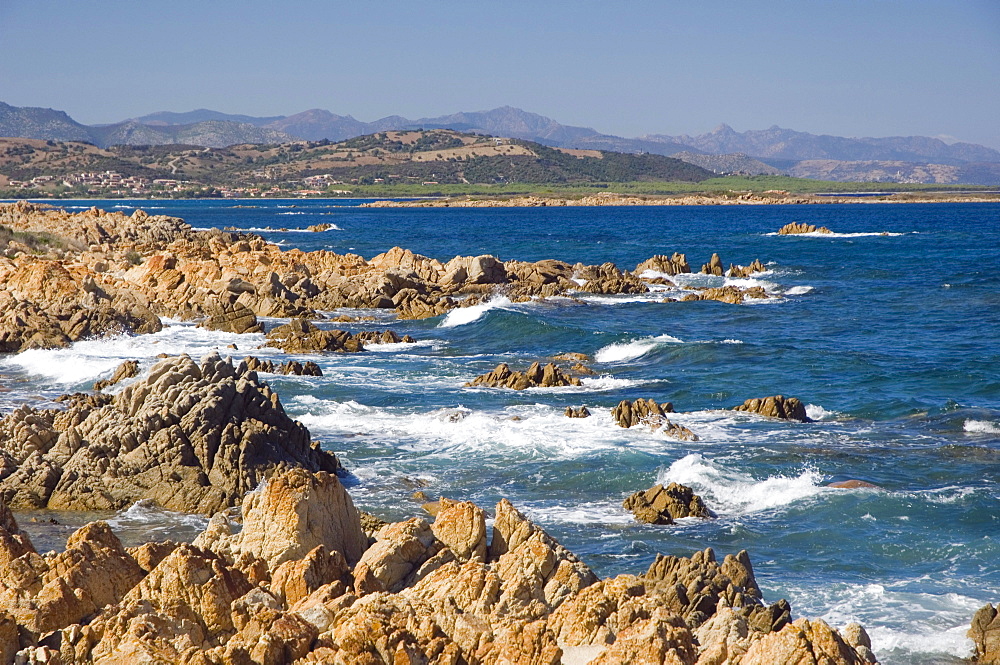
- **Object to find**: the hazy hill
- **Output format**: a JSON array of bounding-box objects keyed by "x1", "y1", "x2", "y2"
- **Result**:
[
  {"x1": 0, "y1": 130, "x2": 714, "y2": 188},
  {"x1": 134, "y1": 109, "x2": 285, "y2": 126},
  {"x1": 0, "y1": 102, "x2": 95, "y2": 143},
  {"x1": 648, "y1": 124, "x2": 1000, "y2": 165}
]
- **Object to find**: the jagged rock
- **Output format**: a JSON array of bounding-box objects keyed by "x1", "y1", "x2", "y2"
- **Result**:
[
  {"x1": 265, "y1": 319, "x2": 366, "y2": 353},
  {"x1": 200, "y1": 468, "x2": 367, "y2": 571},
  {"x1": 353, "y1": 517, "x2": 445, "y2": 594},
  {"x1": 466, "y1": 362, "x2": 581, "y2": 390},
  {"x1": 635, "y1": 253, "x2": 691, "y2": 276},
  {"x1": 701, "y1": 253, "x2": 725, "y2": 276},
  {"x1": 611, "y1": 398, "x2": 675, "y2": 428},
  {"x1": 564, "y1": 406, "x2": 591, "y2": 418},
  {"x1": 575, "y1": 262, "x2": 649, "y2": 295},
  {"x1": 430, "y1": 498, "x2": 487, "y2": 563},
  {"x1": 240, "y1": 355, "x2": 323, "y2": 376},
  {"x1": 778, "y1": 222, "x2": 832, "y2": 234},
  {"x1": 307, "y1": 223, "x2": 332, "y2": 232},
  {"x1": 741, "y1": 617, "x2": 866, "y2": 664},
  {"x1": 623, "y1": 482, "x2": 716, "y2": 524},
  {"x1": 270, "y1": 545, "x2": 349, "y2": 607},
  {"x1": 353, "y1": 329, "x2": 416, "y2": 345},
  {"x1": 970, "y1": 603, "x2": 1000, "y2": 664},
  {"x1": 0, "y1": 494, "x2": 37, "y2": 567},
  {"x1": 0, "y1": 353, "x2": 341, "y2": 513},
  {"x1": 199, "y1": 298, "x2": 263, "y2": 334},
  {"x1": 92, "y1": 359, "x2": 139, "y2": 391},
  {"x1": 552, "y1": 352, "x2": 590, "y2": 362},
  {"x1": 733, "y1": 395, "x2": 810, "y2": 422},
  {"x1": 727, "y1": 258, "x2": 767, "y2": 278}
]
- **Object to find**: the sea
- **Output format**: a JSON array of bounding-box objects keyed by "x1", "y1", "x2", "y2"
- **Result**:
[{"x1": 2, "y1": 198, "x2": 998, "y2": 664}]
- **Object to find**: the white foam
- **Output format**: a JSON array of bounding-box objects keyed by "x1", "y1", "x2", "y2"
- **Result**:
[
  {"x1": 805, "y1": 404, "x2": 838, "y2": 421},
  {"x1": 964, "y1": 419, "x2": 1000, "y2": 434},
  {"x1": 438, "y1": 296, "x2": 512, "y2": 328},
  {"x1": 519, "y1": 501, "x2": 635, "y2": 525},
  {"x1": 785, "y1": 285, "x2": 814, "y2": 295},
  {"x1": 657, "y1": 454, "x2": 826, "y2": 515},
  {"x1": 670, "y1": 273, "x2": 725, "y2": 289},
  {"x1": 595, "y1": 334, "x2": 684, "y2": 363},
  {"x1": 364, "y1": 340, "x2": 440, "y2": 353},
  {"x1": 0, "y1": 321, "x2": 265, "y2": 386},
  {"x1": 294, "y1": 400, "x2": 644, "y2": 460},
  {"x1": 767, "y1": 231, "x2": 904, "y2": 238},
  {"x1": 720, "y1": 339, "x2": 744, "y2": 344}
]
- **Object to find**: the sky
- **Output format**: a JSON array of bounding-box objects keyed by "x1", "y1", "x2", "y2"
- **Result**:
[{"x1": 2, "y1": 0, "x2": 998, "y2": 148}]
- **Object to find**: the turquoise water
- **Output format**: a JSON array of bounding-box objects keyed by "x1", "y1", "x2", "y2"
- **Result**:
[{"x1": 3, "y1": 199, "x2": 999, "y2": 663}]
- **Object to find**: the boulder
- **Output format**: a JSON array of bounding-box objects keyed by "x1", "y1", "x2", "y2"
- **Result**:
[
  {"x1": 575, "y1": 262, "x2": 649, "y2": 295},
  {"x1": 240, "y1": 355, "x2": 323, "y2": 376},
  {"x1": 733, "y1": 395, "x2": 810, "y2": 422},
  {"x1": 727, "y1": 258, "x2": 767, "y2": 278},
  {"x1": 564, "y1": 406, "x2": 591, "y2": 418},
  {"x1": 466, "y1": 362, "x2": 582, "y2": 390},
  {"x1": 623, "y1": 482, "x2": 716, "y2": 524},
  {"x1": 0, "y1": 353, "x2": 341, "y2": 513}
]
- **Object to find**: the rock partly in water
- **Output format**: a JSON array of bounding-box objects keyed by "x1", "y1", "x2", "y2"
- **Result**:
[
  {"x1": 199, "y1": 298, "x2": 264, "y2": 334},
  {"x1": 623, "y1": 482, "x2": 716, "y2": 525},
  {"x1": 240, "y1": 355, "x2": 323, "y2": 376},
  {"x1": 0, "y1": 353, "x2": 340, "y2": 513},
  {"x1": 733, "y1": 395, "x2": 810, "y2": 422},
  {"x1": 611, "y1": 398, "x2": 675, "y2": 428},
  {"x1": 635, "y1": 252, "x2": 692, "y2": 276},
  {"x1": 970, "y1": 603, "x2": 1000, "y2": 664},
  {"x1": 564, "y1": 406, "x2": 591, "y2": 418},
  {"x1": 92, "y1": 359, "x2": 139, "y2": 391},
  {"x1": 466, "y1": 362, "x2": 582, "y2": 390},
  {"x1": 727, "y1": 258, "x2": 768, "y2": 278},
  {"x1": 778, "y1": 222, "x2": 832, "y2": 235}
]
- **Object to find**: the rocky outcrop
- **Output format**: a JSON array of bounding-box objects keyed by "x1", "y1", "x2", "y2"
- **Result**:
[
  {"x1": 612, "y1": 398, "x2": 675, "y2": 427},
  {"x1": 636, "y1": 252, "x2": 692, "y2": 276},
  {"x1": 564, "y1": 406, "x2": 591, "y2": 418},
  {"x1": 199, "y1": 298, "x2": 263, "y2": 334},
  {"x1": 970, "y1": 603, "x2": 1000, "y2": 664},
  {"x1": 265, "y1": 319, "x2": 364, "y2": 353},
  {"x1": 680, "y1": 285, "x2": 771, "y2": 304},
  {"x1": 733, "y1": 395, "x2": 810, "y2": 422},
  {"x1": 612, "y1": 398, "x2": 698, "y2": 440},
  {"x1": 574, "y1": 262, "x2": 648, "y2": 295},
  {"x1": 623, "y1": 482, "x2": 716, "y2": 524},
  {"x1": 778, "y1": 222, "x2": 832, "y2": 235},
  {"x1": 92, "y1": 359, "x2": 139, "y2": 391},
  {"x1": 241, "y1": 355, "x2": 323, "y2": 376},
  {"x1": 466, "y1": 362, "x2": 582, "y2": 390},
  {"x1": 727, "y1": 259, "x2": 767, "y2": 278},
  {"x1": 0, "y1": 353, "x2": 340, "y2": 513},
  {"x1": 701, "y1": 253, "x2": 725, "y2": 276}
]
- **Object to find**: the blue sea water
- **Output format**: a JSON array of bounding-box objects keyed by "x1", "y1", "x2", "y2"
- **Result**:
[{"x1": 3, "y1": 198, "x2": 999, "y2": 663}]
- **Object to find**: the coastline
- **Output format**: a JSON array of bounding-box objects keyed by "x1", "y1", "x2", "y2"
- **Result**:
[
  {"x1": 0, "y1": 199, "x2": 996, "y2": 663},
  {"x1": 360, "y1": 191, "x2": 1000, "y2": 208}
]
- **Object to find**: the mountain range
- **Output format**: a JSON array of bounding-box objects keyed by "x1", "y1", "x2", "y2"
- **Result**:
[{"x1": 2, "y1": 101, "x2": 999, "y2": 184}]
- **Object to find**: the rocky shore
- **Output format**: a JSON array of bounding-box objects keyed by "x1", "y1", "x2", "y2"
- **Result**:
[
  {"x1": 0, "y1": 200, "x2": 910, "y2": 662},
  {"x1": 0, "y1": 201, "x2": 781, "y2": 354},
  {"x1": 360, "y1": 191, "x2": 1000, "y2": 208}
]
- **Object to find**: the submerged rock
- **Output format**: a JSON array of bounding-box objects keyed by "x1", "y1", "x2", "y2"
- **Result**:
[
  {"x1": 466, "y1": 362, "x2": 582, "y2": 390},
  {"x1": 564, "y1": 405, "x2": 591, "y2": 418},
  {"x1": 733, "y1": 395, "x2": 810, "y2": 422},
  {"x1": 612, "y1": 398, "x2": 675, "y2": 428},
  {"x1": 0, "y1": 353, "x2": 340, "y2": 513},
  {"x1": 623, "y1": 482, "x2": 716, "y2": 524}
]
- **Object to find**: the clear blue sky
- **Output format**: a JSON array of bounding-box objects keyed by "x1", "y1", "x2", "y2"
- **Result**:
[{"x1": 2, "y1": 0, "x2": 998, "y2": 148}]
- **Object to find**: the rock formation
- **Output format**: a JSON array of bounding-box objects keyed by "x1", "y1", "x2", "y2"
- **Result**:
[
  {"x1": 0, "y1": 353, "x2": 340, "y2": 513},
  {"x1": 466, "y1": 362, "x2": 582, "y2": 390},
  {"x1": 970, "y1": 603, "x2": 1000, "y2": 664},
  {"x1": 636, "y1": 252, "x2": 691, "y2": 276},
  {"x1": 564, "y1": 406, "x2": 591, "y2": 418},
  {"x1": 0, "y1": 467, "x2": 874, "y2": 664},
  {"x1": 727, "y1": 259, "x2": 767, "y2": 278},
  {"x1": 778, "y1": 222, "x2": 832, "y2": 235},
  {"x1": 623, "y1": 482, "x2": 716, "y2": 524},
  {"x1": 200, "y1": 298, "x2": 264, "y2": 334},
  {"x1": 733, "y1": 396, "x2": 810, "y2": 422}
]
